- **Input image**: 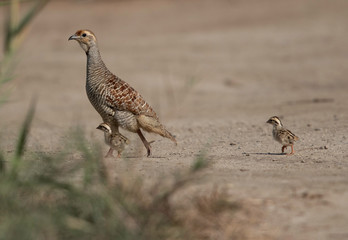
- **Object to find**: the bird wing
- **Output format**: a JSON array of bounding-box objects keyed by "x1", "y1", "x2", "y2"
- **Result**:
[
  {"x1": 105, "y1": 75, "x2": 158, "y2": 119},
  {"x1": 278, "y1": 128, "x2": 299, "y2": 144}
]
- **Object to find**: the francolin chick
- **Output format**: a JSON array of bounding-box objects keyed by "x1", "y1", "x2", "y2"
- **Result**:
[
  {"x1": 69, "y1": 30, "x2": 176, "y2": 157},
  {"x1": 266, "y1": 116, "x2": 299, "y2": 155},
  {"x1": 97, "y1": 123, "x2": 129, "y2": 158}
]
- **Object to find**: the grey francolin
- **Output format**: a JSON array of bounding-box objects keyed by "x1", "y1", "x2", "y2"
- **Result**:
[
  {"x1": 69, "y1": 29, "x2": 176, "y2": 156},
  {"x1": 97, "y1": 123, "x2": 129, "y2": 158},
  {"x1": 266, "y1": 116, "x2": 299, "y2": 155}
]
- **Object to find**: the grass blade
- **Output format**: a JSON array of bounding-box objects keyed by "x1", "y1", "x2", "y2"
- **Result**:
[
  {"x1": 10, "y1": 99, "x2": 36, "y2": 178},
  {"x1": 13, "y1": 0, "x2": 49, "y2": 38}
]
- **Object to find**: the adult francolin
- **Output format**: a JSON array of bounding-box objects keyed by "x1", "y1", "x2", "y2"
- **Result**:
[{"x1": 69, "y1": 29, "x2": 176, "y2": 156}]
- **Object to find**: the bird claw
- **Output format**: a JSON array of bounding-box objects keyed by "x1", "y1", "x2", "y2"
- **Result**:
[
  {"x1": 105, "y1": 148, "x2": 114, "y2": 158},
  {"x1": 105, "y1": 153, "x2": 114, "y2": 158}
]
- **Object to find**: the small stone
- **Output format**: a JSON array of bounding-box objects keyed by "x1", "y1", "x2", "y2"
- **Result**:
[
  {"x1": 302, "y1": 192, "x2": 308, "y2": 198},
  {"x1": 230, "y1": 143, "x2": 236, "y2": 146}
]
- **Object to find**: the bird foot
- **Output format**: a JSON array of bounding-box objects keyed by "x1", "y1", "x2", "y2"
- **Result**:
[
  {"x1": 287, "y1": 145, "x2": 295, "y2": 155},
  {"x1": 105, "y1": 148, "x2": 114, "y2": 158},
  {"x1": 105, "y1": 151, "x2": 123, "y2": 158},
  {"x1": 282, "y1": 145, "x2": 295, "y2": 155},
  {"x1": 137, "y1": 129, "x2": 155, "y2": 157}
]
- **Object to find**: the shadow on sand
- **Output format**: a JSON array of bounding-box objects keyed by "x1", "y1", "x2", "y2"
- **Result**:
[{"x1": 242, "y1": 152, "x2": 286, "y2": 156}]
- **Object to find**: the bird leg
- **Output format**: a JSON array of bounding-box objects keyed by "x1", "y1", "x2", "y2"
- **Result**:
[
  {"x1": 105, "y1": 148, "x2": 114, "y2": 158},
  {"x1": 287, "y1": 145, "x2": 295, "y2": 155},
  {"x1": 137, "y1": 129, "x2": 152, "y2": 157},
  {"x1": 281, "y1": 146, "x2": 287, "y2": 154}
]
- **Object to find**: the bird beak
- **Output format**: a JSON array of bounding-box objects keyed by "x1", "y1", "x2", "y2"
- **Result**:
[
  {"x1": 68, "y1": 34, "x2": 79, "y2": 41},
  {"x1": 266, "y1": 120, "x2": 271, "y2": 124}
]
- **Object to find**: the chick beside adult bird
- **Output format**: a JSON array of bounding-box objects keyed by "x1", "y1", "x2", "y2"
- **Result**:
[{"x1": 97, "y1": 123, "x2": 129, "y2": 158}]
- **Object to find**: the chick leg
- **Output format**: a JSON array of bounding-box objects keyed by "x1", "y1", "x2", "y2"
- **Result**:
[
  {"x1": 287, "y1": 145, "x2": 295, "y2": 155},
  {"x1": 281, "y1": 146, "x2": 287, "y2": 154},
  {"x1": 105, "y1": 148, "x2": 114, "y2": 158},
  {"x1": 137, "y1": 129, "x2": 152, "y2": 157}
]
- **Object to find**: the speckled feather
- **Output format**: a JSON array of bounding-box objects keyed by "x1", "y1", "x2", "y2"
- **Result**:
[
  {"x1": 105, "y1": 76, "x2": 158, "y2": 119},
  {"x1": 273, "y1": 128, "x2": 299, "y2": 146}
]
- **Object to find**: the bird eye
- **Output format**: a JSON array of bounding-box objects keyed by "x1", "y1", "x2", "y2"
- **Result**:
[{"x1": 82, "y1": 33, "x2": 87, "y2": 37}]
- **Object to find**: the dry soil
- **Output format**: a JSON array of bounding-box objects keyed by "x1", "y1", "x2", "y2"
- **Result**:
[{"x1": 1, "y1": 0, "x2": 348, "y2": 239}]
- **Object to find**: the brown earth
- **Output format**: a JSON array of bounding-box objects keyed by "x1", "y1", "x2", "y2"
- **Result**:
[{"x1": 1, "y1": 0, "x2": 348, "y2": 239}]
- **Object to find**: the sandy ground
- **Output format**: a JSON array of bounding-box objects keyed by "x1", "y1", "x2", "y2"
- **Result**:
[{"x1": 1, "y1": 0, "x2": 348, "y2": 239}]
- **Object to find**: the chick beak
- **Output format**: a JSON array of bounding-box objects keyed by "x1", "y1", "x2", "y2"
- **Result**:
[
  {"x1": 68, "y1": 34, "x2": 79, "y2": 41},
  {"x1": 266, "y1": 119, "x2": 272, "y2": 124}
]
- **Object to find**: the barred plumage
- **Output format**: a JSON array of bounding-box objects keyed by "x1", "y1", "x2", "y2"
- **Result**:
[
  {"x1": 266, "y1": 116, "x2": 299, "y2": 155},
  {"x1": 69, "y1": 29, "x2": 176, "y2": 156}
]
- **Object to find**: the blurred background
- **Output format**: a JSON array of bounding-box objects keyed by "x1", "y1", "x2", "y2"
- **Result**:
[{"x1": 1, "y1": 0, "x2": 348, "y2": 239}]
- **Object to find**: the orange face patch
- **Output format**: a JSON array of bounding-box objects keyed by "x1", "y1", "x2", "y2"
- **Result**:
[
  {"x1": 75, "y1": 30, "x2": 83, "y2": 36},
  {"x1": 74, "y1": 30, "x2": 95, "y2": 37}
]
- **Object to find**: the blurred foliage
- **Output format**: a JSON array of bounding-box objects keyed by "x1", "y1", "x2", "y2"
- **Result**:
[
  {"x1": 0, "y1": 120, "x2": 240, "y2": 239},
  {"x1": 0, "y1": 0, "x2": 48, "y2": 99}
]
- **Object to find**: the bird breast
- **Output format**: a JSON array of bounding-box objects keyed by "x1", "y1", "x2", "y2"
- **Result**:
[
  {"x1": 86, "y1": 81, "x2": 115, "y2": 119},
  {"x1": 272, "y1": 127, "x2": 283, "y2": 144},
  {"x1": 114, "y1": 110, "x2": 138, "y2": 132}
]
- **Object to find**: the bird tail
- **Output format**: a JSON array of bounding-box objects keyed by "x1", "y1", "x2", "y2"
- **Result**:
[{"x1": 137, "y1": 115, "x2": 177, "y2": 145}]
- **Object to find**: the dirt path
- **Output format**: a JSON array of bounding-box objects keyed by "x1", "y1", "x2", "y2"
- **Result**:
[{"x1": 1, "y1": 0, "x2": 348, "y2": 239}]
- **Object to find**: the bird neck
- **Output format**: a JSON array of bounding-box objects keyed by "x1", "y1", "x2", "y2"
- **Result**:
[{"x1": 86, "y1": 45, "x2": 111, "y2": 81}]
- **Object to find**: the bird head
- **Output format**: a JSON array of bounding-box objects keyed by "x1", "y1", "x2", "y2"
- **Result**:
[
  {"x1": 266, "y1": 116, "x2": 283, "y2": 127},
  {"x1": 96, "y1": 123, "x2": 112, "y2": 134},
  {"x1": 69, "y1": 29, "x2": 97, "y2": 53}
]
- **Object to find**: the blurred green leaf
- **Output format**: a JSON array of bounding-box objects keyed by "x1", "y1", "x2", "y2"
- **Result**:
[
  {"x1": 191, "y1": 148, "x2": 209, "y2": 172},
  {"x1": 0, "y1": 152, "x2": 5, "y2": 172},
  {"x1": 10, "y1": 99, "x2": 36, "y2": 178}
]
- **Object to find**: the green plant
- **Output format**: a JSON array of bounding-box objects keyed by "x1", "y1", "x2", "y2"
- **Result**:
[
  {"x1": 1, "y1": 0, "x2": 48, "y2": 102},
  {"x1": 0, "y1": 117, "x2": 240, "y2": 239}
]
